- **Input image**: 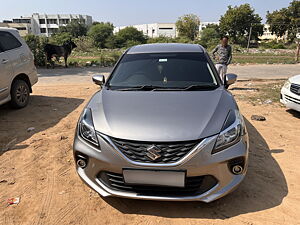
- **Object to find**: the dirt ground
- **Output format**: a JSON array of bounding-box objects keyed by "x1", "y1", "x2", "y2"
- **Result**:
[{"x1": 0, "y1": 78, "x2": 300, "y2": 225}]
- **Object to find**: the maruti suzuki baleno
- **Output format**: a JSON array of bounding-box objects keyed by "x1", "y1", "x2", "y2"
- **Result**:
[{"x1": 73, "y1": 43, "x2": 249, "y2": 202}]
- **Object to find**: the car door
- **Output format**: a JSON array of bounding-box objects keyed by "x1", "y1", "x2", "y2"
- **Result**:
[
  {"x1": 0, "y1": 30, "x2": 24, "y2": 102},
  {"x1": 3, "y1": 30, "x2": 32, "y2": 78},
  {"x1": 0, "y1": 41, "x2": 13, "y2": 102}
]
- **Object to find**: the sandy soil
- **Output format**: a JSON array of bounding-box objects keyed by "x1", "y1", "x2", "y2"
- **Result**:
[{"x1": 0, "y1": 80, "x2": 300, "y2": 225}]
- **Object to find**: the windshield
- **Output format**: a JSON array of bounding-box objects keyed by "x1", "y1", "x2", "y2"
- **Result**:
[{"x1": 107, "y1": 52, "x2": 219, "y2": 90}]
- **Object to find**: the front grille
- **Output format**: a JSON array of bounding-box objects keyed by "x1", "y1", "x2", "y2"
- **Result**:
[
  {"x1": 98, "y1": 171, "x2": 218, "y2": 197},
  {"x1": 109, "y1": 137, "x2": 201, "y2": 163},
  {"x1": 284, "y1": 94, "x2": 300, "y2": 105},
  {"x1": 290, "y1": 83, "x2": 300, "y2": 96}
]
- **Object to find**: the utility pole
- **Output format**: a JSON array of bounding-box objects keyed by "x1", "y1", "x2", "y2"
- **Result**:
[
  {"x1": 296, "y1": 40, "x2": 300, "y2": 63},
  {"x1": 247, "y1": 24, "x2": 253, "y2": 52},
  {"x1": 296, "y1": 32, "x2": 300, "y2": 63}
]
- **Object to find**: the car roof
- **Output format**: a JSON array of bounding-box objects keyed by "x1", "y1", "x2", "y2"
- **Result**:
[{"x1": 127, "y1": 43, "x2": 205, "y2": 54}]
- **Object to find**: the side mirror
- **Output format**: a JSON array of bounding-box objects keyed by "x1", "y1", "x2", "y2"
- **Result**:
[
  {"x1": 225, "y1": 73, "x2": 237, "y2": 88},
  {"x1": 92, "y1": 75, "x2": 105, "y2": 86}
]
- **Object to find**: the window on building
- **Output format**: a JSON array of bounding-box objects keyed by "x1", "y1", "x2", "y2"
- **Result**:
[
  {"x1": 0, "y1": 31, "x2": 22, "y2": 51},
  {"x1": 40, "y1": 28, "x2": 46, "y2": 33},
  {"x1": 159, "y1": 27, "x2": 174, "y2": 30},
  {"x1": 59, "y1": 19, "x2": 70, "y2": 24},
  {"x1": 48, "y1": 28, "x2": 58, "y2": 34},
  {"x1": 39, "y1": 19, "x2": 46, "y2": 24},
  {"x1": 47, "y1": 19, "x2": 58, "y2": 24},
  {"x1": 13, "y1": 19, "x2": 31, "y2": 24}
]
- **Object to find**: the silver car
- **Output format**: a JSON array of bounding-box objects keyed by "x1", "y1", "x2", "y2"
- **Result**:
[
  {"x1": 0, "y1": 28, "x2": 38, "y2": 108},
  {"x1": 73, "y1": 44, "x2": 249, "y2": 202}
]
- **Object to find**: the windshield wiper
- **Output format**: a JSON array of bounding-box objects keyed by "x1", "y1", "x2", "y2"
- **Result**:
[
  {"x1": 109, "y1": 84, "x2": 218, "y2": 91},
  {"x1": 181, "y1": 84, "x2": 218, "y2": 91}
]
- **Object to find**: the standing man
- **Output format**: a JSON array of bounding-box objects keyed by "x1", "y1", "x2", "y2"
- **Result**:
[{"x1": 212, "y1": 36, "x2": 232, "y2": 82}]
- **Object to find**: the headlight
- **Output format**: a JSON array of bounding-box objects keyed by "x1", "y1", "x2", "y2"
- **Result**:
[
  {"x1": 78, "y1": 108, "x2": 99, "y2": 146},
  {"x1": 283, "y1": 80, "x2": 291, "y2": 89},
  {"x1": 212, "y1": 110, "x2": 246, "y2": 154}
]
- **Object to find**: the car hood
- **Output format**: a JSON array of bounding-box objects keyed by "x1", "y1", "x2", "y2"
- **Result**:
[
  {"x1": 289, "y1": 74, "x2": 300, "y2": 84},
  {"x1": 88, "y1": 88, "x2": 237, "y2": 142}
]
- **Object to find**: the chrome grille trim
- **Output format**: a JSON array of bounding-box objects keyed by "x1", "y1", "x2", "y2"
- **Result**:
[
  {"x1": 110, "y1": 137, "x2": 200, "y2": 163},
  {"x1": 98, "y1": 133, "x2": 217, "y2": 167}
]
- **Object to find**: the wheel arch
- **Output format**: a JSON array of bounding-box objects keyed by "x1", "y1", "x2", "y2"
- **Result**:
[{"x1": 11, "y1": 73, "x2": 32, "y2": 93}]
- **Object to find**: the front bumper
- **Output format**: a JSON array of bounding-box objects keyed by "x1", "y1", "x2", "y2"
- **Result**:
[
  {"x1": 280, "y1": 87, "x2": 300, "y2": 112},
  {"x1": 73, "y1": 132, "x2": 249, "y2": 202},
  {"x1": 28, "y1": 67, "x2": 38, "y2": 87}
]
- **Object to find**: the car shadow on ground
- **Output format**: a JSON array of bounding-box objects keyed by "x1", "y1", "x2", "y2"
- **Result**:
[
  {"x1": 286, "y1": 109, "x2": 300, "y2": 119},
  {"x1": 0, "y1": 95, "x2": 83, "y2": 154},
  {"x1": 102, "y1": 118, "x2": 288, "y2": 219}
]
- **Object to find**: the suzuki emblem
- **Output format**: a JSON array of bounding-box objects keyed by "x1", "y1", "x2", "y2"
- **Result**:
[{"x1": 146, "y1": 145, "x2": 162, "y2": 161}]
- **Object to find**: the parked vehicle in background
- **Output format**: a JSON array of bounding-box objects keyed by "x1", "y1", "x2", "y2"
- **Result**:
[
  {"x1": 0, "y1": 28, "x2": 38, "y2": 108},
  {"x1": 73, "y1": 43, "x2": 249, "y2": 202},
  {"x1": 280, "y1": 75, "x2": 300, "y2": 112}
]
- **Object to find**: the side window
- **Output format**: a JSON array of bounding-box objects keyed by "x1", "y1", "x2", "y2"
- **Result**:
[{"x1": 0, "y1": 31, "x2": 22, "y2": 51}]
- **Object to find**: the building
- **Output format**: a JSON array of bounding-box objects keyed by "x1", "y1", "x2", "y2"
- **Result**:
[
  {"x1": 4, "y1": 13, "x2": 92, "y2": 36},
  {"x1": 114, "y1": 22, "x2": 220, "y2": 38},
  {"x1": 0, "y1": 22, "x2": 32, "y2": 36},
  {"x1": 114, "y1": 23, "x2": 178, "y2": 38},
  {"x1": 258, "y1": 24, "x2": 287, "y2": 42}
]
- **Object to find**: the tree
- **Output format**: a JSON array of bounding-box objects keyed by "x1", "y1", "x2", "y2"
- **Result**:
[
  {"x1": 58, "y1": 20, "x2": 88, "y2": 38},
  {"x1": 50, "y1": 32, "x2": 73, "y2": 45},
  {"x1": 114, "y1": 27, "x2": 147, "y2": 48},
  {"x1": 88, "y1": 22, "x2": 114, "y2": 48},
  {"x1": 266, "y1": 0, "x2": 300, "y2": 42},
  {"x1": 204, "y1": 24, "x2": 222, "y2": 36},
  {"x1": 176, "y1": 14, "x2": 200, "y2": 41},
  {"x1": 199, "y1": 27, "x2": 220, "y2": 49},
  {"x1": 219, "y1": 4, "x2": 263, "y2": 44},
  {"x1": 200, "y1": 28, "x2": 220, "y2": 43}
]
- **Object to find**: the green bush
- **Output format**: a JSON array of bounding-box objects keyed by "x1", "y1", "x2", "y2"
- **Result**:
[
  {"x1": 147, "y1": 36, "x2": 192, "y2": 44},
  {"x1": 24, "y1": 34, "x2": 48, "y2": 67},
  {"x1": 147, "y1": 36, "x2": 176, "y2": 43},
  {"x1": 114, "y1": 27, "x2": 147, "y2": 48},
  {"x1": 99, "y1": 50, "x2": 123, "y2": 66},
  {"x1": 260, "y1": 40, "x2": 286, "y2": 49},
  {"x1": 125, "y1": 40, "x2": 142, "y2": 48},
  {"x1": 74, "y1": 36, "x2": 94, "y2": 52}
]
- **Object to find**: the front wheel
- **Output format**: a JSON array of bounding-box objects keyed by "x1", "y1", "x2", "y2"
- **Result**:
[{"x1": 10, "y1": 80, "x2": 30, "y2": 109}]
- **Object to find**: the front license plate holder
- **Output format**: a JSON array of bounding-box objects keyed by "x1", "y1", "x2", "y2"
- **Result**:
[{"x1": 123, "y1": 169, "x2": 186, "y2": 187}]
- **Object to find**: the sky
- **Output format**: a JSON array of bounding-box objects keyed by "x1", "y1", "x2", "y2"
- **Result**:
[{"x1": 1, "y1": 0, "x2": 293, "y2": 26}]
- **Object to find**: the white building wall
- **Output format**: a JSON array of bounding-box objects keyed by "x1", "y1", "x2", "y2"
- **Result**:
[
  {"x1": 115, "y1": 22, "x2": 220, "y2": 38},
  {"x1": 13, "y1": 13, "x2": 92, "y2": 36},
  {"x1": 114, "y1": 23, "x2": 177, "y2": 38}
]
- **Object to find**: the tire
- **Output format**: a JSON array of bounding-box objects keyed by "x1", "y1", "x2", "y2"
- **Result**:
[{"x1": 10, "y1": 80, "x2": 30, "y2": 109}]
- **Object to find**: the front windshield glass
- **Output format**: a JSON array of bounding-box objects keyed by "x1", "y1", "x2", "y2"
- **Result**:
[{"x1": 107, "y1": 52, "x2": 218, "y2": 89}]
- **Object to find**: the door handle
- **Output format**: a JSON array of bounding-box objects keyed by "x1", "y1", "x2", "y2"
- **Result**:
[{"x1": 2, "y1": 59, "x2": 9, "y2": 64}]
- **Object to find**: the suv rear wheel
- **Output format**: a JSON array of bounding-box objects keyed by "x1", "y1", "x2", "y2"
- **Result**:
[{"x1": 10, "y1": 80, "x2": 30, "y2": 108}]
